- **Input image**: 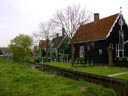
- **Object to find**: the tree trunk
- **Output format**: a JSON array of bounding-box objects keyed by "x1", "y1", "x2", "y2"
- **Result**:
[
  {"x1": 107, "y1": 43, "x2": 113, "y2": 67},
  {"x1": 46, "y1": 39, "x2": 49, "y2": 58},
  {"x1": 71, "y1": 42, "x2": 75, "y2": 67}
]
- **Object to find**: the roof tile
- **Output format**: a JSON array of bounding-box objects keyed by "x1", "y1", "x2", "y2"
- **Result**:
[{"x1": 72, "y1": 13, "x2": 119, "y2": 43}]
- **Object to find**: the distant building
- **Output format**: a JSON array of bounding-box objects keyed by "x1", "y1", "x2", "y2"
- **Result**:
[
  {"x1": 0, "y1": 47, "x2": 9, "y2": 54},
  {"x1": 0, "y1": 49, "x2": 3, "y2": 55},
  {"x1": 48, "y1": 28, "x2": 70, "y2": 61},
  {"x1": 39, "y1": 40, "x2": 47, "y2": 57},
  {"x1": 33, "y1": 40, "x2": 47, "y2": 62},
  {"x1": 39, "y1": 40, "x2": 47, "y2": 50}
]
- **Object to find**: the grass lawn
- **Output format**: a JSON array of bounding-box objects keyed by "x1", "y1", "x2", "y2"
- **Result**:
[
  {"x1": 46, "y1": 61, "x2": 128, "y2": 77},
  {"x1": 0, "y1": 57, "x2": 116, "y2": 96},
  {"x1": 115, "y1": 74, "x2": 128, "y2": 80}
]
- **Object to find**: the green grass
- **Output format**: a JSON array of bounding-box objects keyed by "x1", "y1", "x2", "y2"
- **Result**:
[
  {"x1": 46, "y1": 61, "x2": 128, "y2": 77},
  {"x1": 115, "y1": 74, "x2": 128, "y2": 80},
  {"x1": 0, "y1": 57, "x2": 117, "y2": 96},
  {"x1": 76, "y1": 66, "x2": 128, "y2": 76}
]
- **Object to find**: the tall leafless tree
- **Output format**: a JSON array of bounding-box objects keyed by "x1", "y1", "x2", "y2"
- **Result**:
[{"x1": 52, "y1": 5, "x2": 92, "y2": 67}]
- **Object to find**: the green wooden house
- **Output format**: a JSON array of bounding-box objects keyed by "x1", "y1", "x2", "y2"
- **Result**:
[{"x1": 48, "y1": 28, "x2": 70, "y2": 62}]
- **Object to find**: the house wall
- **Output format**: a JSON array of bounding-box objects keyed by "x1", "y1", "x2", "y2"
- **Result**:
[
  {"x1": 50, "y1": 48, "x2": 58, "y2": 61},
  {"x1": 58, "y1": 38, "x2": 71, "y2": 62},
  {"x1": 73, "y1": 20, "x2": 128, "y2": 64},
  {"x1": 74, "y1": 40, "x2": 108, "y2": 64},
  {"x1": 124, "y1": 41, "x2": 128, "y2": 56},
  {"x1": 49, "y1": 37, "x2": 71, "y2": 62},
  {"x1": 106, "y1": 20, "x2": 128, "y2": 60}
]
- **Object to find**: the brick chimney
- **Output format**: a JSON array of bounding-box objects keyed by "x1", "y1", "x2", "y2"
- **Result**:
[
  {"x1": 94, "y1": 13, "x2": 99, "y2": 22},
  {"x1": 56, "y1": 33, "x2": 59, "y2": 38},
  {"x1": 62, "y1": 27, "x2": 65, "y2": 37}
]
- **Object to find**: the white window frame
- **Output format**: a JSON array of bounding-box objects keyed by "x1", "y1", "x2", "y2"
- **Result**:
[
  {"x1": 80, "y1": 46, "x2": 84, "y2": 58},
  {"x1": 99, "y1": 49, "x2": 102, "y2": 55},
  {"x1": 116, "y1": 44, "x2": 119, "y2": 57}
]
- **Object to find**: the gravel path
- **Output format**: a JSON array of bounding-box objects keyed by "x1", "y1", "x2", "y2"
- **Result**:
[{"x1": 107, "y1": 72, "x2": 128, "y2": 77}]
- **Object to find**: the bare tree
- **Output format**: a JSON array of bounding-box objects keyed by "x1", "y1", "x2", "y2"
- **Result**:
[
  {"x1": 33, "y1": 21, "x2": 55, "y2": 57},
  {"x1": 52, "y1": 5, "x2": 92, "y2": 67}
]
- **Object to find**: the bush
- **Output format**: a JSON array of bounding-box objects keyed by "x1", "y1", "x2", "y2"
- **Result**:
[
  {"x1": 24, "y1": 56, "x2": 35, "y2": 63},
  {"x1": 115, "y1": 57, "x2": 128, "y2": 68},
  {"x1": 8, "y1": 34, "x2": 32, "y2": 62}
]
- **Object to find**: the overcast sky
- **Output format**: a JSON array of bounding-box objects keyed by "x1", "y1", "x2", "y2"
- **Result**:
[{"x1": 0, "y1": 0, "x2": 128, "y2": 47}]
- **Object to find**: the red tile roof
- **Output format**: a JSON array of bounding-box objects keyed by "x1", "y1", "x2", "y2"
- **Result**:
[
  {"x1": 51, "y1": 36, "x2": 64, "y2": 48},
  {"x1": 72, "y1": 13, "x2": 119, "y2": 43}
]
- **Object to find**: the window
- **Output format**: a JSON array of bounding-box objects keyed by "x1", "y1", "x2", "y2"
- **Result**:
[
  {"x1": 65, "y1": 43, "x2": 68, "y2": 47},
  {"x1": 115, "y1": 44, "x2": 119, "y2": 57},
  {"x1": 91, "y1": 42, "x2": 94, "y2": 47},
  {"x1": 87, "y1": 46, "x2": 90, "y2": 51},
  {"x1": 80, "y1": 46, "x2": 84, "y2": 58},
  {"x1": 80, "y1": 46, "x2": 84, "y2": 51},
  {"x1": 115, "y1": 43, "x2": 124, "y2": 57},
  {"x1": 99, "y1": 49, "x2": 102, "y2": 55}
]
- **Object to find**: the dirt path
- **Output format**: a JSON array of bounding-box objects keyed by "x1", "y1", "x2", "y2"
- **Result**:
[{"x1": 107, "y1": 72, "x2": 128, "y2": 77}]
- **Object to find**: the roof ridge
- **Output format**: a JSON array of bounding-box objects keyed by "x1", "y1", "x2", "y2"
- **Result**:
[
  {"x1": 80, "y1": 13, "x2": 119, "y2": 27},
  {"x1": 100, "y1": 13, "x2": 119, "y2": 20}
]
